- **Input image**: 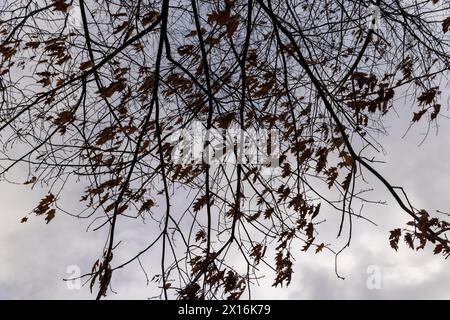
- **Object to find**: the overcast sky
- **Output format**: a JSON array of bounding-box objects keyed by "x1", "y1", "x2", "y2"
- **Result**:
[
  {"x1": 2, "y1": 0, "x2": 450, "y2": 300},
  {"x1": 1, "y1": 101, "x2": 450, "y2": 300}
]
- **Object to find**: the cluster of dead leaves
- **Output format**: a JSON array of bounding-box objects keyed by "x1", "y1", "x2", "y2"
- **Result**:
[
  {"x1": 389, "y1": 210, "x2": 450, "y2": 258},
  {"x1": 21, "y1": 193, "x2": 56, "y2": 224},
  {"x1": 207, "y1": 10, "x2": 240, "y2": 39}
]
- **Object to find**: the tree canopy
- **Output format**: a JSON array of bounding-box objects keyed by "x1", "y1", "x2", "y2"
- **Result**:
[{"x1": 1, "y1": 0, "x2": 450, "y2": 299}]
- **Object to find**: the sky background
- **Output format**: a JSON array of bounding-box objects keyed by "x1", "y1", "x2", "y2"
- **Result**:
[
  {"x1": 1, "y1": 0, "x2": 450, "y2": 300},
  {"x1": 1, "y1": 99, "x2": 450, "y2": 300}
]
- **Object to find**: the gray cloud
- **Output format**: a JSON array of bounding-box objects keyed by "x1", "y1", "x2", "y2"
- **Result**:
[{"x1": 1, "y1": 86, "x2": 450, "y2": 300}]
